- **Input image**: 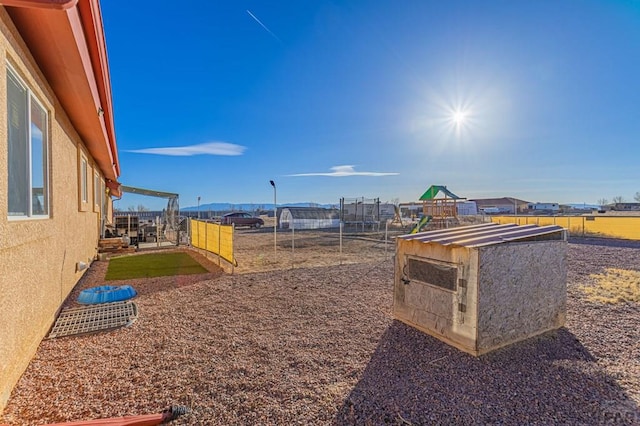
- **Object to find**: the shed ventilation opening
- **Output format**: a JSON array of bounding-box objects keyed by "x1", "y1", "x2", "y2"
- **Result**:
[{"x1": 407, "y1": 258, "x2": 457, "y2": 291}]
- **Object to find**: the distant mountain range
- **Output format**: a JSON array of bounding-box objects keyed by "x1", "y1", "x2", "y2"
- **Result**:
[{"x1": 181, "y1": 202, "x2": 337, "y2": 212}]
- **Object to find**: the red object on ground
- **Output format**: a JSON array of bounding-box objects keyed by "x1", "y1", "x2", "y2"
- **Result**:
[
  {"x1": 33, "y1": 406, "x2": 187, "y2": 426},
  {"x1": 39, "y1": 413, "x2": 164, "y2": 426}
]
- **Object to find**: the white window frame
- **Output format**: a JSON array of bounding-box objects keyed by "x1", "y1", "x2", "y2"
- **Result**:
[
  {"x1": 7, "y1": 64, "x2": 50, "y2": 220},
  {"x1": 80, "y1": 154, "x2": 88, "y2": 205},
  {"x1": 94, "y1": 170, "x2": 101, "y2": 212},
  {"x1": 101, "y1": 179, "x2": 106, "y2": 215}
]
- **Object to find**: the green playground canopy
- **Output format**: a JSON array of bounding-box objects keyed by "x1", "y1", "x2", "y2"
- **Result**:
[{"x1": 419, "y1": 185, "x2": 461, "y2": 200}]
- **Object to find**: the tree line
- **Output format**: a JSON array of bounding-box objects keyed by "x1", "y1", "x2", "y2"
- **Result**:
[{"x1": 598, "y1": 192, "x2": 640, "y2": 206}]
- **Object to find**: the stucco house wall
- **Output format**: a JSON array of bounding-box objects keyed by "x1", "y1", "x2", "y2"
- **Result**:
[{"x1": 0, "y1": 6, "x2": 114, "y2": 411}]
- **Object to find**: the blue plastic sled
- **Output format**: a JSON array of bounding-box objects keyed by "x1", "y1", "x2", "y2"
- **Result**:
[{"x1": 77, "y1": 285, "x2": 137, "y2": 304}]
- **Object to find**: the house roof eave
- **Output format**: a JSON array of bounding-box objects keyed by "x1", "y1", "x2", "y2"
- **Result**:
[
  {"x1": 0, "y1": 0, "x2": 78, "y2": 10},
  {"x1": 5, "y1": 0, "x2": 120, "y2": 182}
]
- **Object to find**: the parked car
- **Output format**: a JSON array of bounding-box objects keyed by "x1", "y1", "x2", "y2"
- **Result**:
[{"x1": 221, "y1": 212, "x2": 264, "y2": 228}]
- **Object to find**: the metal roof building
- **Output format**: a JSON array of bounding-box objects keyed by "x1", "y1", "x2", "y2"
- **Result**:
[{"x1": 279, "y1": 207, "x2": 340, "y2": 230}]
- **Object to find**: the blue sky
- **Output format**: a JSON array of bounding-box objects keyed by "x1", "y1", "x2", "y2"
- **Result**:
[{"x1": 102, "y1": 1, "x2": 640, "y2": 211}]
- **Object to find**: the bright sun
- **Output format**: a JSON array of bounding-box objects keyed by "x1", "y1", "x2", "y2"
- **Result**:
[{"x1": 453, "y1": 110, "x2": 466, "y2": 125}]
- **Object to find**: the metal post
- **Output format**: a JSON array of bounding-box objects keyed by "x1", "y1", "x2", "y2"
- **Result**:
[
  {"x1": 270, "y1": 180, "x2": 277, "y2": 256},
  {"x1": 204, "y1": 219, "x2": 208, "y2": 252},
  {"x1": 385, "y1": 220, "x2": 388, "y2": 257},
  {"x1": 339, "y1": 221, "x2": 343, "y2": 265},
  {"x1": 291, "y1": 223, "x2": 295, "y2": 269},
  {"x1": 197, "y1": 196, "x2": 201, "y2": 219},
  {"x1": 362, "y1": 197, "x2": 365, "y2": 233},
  {"x1": 186, "y1": 217, "x2": 190, "y2": 247},
  {"x1": 176, "y1": 198, "x2": 180, "y2": 246}
]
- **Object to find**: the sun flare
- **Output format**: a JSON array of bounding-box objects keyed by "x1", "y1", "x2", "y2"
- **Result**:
[
  {"x1": 408, "y1": 86, "x2": 485, "y2": 151},
  {"x1": 453, "y1": 110, "x2": 466, "y2": 126}
]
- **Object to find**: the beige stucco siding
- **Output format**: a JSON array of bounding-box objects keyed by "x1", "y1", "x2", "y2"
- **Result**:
[{"x1": 0, "y1": 9, "x2": 105, "y2": 411}]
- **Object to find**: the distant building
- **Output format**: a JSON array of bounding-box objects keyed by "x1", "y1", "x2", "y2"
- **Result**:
[
  {"x1": 611, "y1": 203, "x2": 640, "y2": 211},
  {"x1": 527, "y1": 202, "x2": 560, "y2": 213},
  {"x1": 559, "y1": 204, "x2": 596, "y2": 214},
  {"x1": 470, "y1": 198, "x2": 529, "y2": 214},
  {"x1": 456, "y1": 201, "x2": 478, "y2": 215},
  {"x1": 398, "y1": 202, "x2": 423, "y2": 218}
]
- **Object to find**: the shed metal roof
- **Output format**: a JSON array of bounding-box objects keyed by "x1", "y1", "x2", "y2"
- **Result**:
[{"x1": 398, "y1": 223, "x2": 566, "y2": 248}]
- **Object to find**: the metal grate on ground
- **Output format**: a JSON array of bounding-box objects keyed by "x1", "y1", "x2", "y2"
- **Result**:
[{"x1": 47, "y1": 301, "x2": 138, "y2": 339}]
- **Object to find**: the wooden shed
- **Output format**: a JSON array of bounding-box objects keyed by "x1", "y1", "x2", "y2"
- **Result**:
[{"x1": 393, "y1": 222, "x2": 567, "y2": 356}]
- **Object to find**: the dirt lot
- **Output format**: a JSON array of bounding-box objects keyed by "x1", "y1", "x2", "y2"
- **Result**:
[
  {"x1": 231, "y1": 227, "x2": 400, "y2": 273},
  {"x1": 2, "y1": 231, "x2": 639, "y2": 425}
]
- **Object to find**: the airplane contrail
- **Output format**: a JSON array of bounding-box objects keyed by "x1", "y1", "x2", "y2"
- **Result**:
[{"x1": 246, "y1": 9, "x2": 282, "y2": 43}]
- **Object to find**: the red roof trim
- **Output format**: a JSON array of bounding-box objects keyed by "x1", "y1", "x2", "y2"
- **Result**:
[
  {"x1": 105, "y1": 179, "x2": 121, "y2": 197},
  {"x1": 77, "y1": 0, "x2": 119, "y2": 176},
  {"x1": 0, "y1": 0, "x2": 77, "y2": 10}
]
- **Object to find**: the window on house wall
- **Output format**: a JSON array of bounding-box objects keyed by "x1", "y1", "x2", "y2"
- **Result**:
[
  {"x1": 7, "y1": 66, "x2": 49, "y2": 218},
  {"x1": 80, "y1": 155, "x2": 88, "y2": 204}
]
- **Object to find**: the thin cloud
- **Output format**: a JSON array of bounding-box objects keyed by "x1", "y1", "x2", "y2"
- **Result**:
[
  {"x1": 246, "y1": 10, "x2": 282, "y2": 43},
  {"x1": 126, "y1": 142, "x2": 246, "y2": 156},
  {"x1": 287, "y1": 165, "x2": 399, "y2": 177}
]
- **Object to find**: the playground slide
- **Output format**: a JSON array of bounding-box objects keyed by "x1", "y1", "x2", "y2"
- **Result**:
[{"x1": 409, "y1": 215, "x2": 432, "y2": 234}]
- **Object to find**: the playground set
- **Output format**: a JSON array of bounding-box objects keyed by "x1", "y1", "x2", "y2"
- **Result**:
[{"x1": 409, "y1": 185, "x2": 464, "y2": 233}]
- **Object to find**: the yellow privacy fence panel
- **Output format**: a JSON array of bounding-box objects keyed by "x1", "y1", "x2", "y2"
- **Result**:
[
  {"x1": 491, "y1": 216, "x2": 640, "y2": 240},
  {"x1": 190, "y1": 219, "x2": 235, "y2": 265}
]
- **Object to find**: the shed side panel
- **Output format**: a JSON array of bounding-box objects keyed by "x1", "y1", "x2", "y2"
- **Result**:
[{"x1": 476, "y1": 241, "x2": 567, "y2": 352}]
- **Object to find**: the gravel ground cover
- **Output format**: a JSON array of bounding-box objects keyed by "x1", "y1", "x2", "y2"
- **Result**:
[{"x1": 1, "y1": 235, "x2": 639, "y2": 425}]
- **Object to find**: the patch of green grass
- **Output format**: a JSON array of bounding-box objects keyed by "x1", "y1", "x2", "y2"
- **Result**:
[{"x1": 106, "y1": 252, "x2": 208, "y2": 280}]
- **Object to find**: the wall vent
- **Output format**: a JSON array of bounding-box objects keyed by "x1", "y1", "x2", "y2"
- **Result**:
[{"x1": 407, "y1": 258, "x2": 457, "y2": 291}]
